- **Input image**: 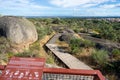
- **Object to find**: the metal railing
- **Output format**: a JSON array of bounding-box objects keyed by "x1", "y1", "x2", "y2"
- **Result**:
[
  {"x1": 0, "y1": 65, "x2": 105, "y2": 80},
  {"x1": 43, "y1": 68, "x2": 105, "y2": 80}
]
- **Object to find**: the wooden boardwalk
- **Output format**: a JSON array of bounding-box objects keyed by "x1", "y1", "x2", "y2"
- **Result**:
[{"x1": 46, "y1": 34, "x2": 92, "y2": 70}]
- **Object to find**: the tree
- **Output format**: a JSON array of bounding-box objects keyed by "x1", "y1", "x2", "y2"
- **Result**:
[
  {"x1": 52, "y1": 17, "x2": 61, "y2": 24},
  {"x1": 84, "y1": 20, "x2": 93, "y2": 33}
]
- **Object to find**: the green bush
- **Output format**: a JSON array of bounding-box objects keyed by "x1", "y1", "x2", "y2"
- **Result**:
[
  {"x1": 36, "y1": 26, "x2": 52, "y2": 40},
  {"x1": 112, "y1": 49, "x2": 120, "y2": 59},
  {"x1": 82, "y1": 39, "x2": 95, "y2": 48},
  {"x1": 0, "y1": 37, "x2": 10, "y2": 54},
  {"x1": 36, "y1": 27, "x2": 46, "y2": 40},
  {"x1": 15, "y1": 50, "x2": 40, "y2": 58},
  {"x1": 46, "y1": 54, "x2": 55, "y2": 64},
  {"x1": 29, "y1": 18, "x2": 53, "y2": 40},
  {"x1": 0, "y1": 53, "x2": 8, "y2": 63},
  {"x1": 69, "y1": 38, "x2": 95, "y2": 54},
  {"x1": 69, "y1": 38, "x2": 81, "y2": 54},
  {"x1": 7, "y1": 52, "x2": 14, "y2": 59},
  {"x1": 0, "y1": 37, "x2": 14, "y2": 63},
  {"x1": 29, "y1": 41, "x2": 41, "y2": 57},
  {"x1": 29, "y1": 41, "x2": 40, "y2": 51},
  {"x1": 15, "y1": 41, "x2": 41, "y2": 58},
  {"x1": 52, "y1": 18, "x2": 61, "y2": 24},
  {"x1": 92, "y1": 49, "x2": 109, "y2": 67}
]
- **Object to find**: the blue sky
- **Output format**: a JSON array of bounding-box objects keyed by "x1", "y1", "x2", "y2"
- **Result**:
[{"x1": 0, "y1": 0, "x2": 120, "y2": 16}]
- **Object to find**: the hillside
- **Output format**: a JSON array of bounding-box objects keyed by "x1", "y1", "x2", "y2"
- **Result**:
[{"x1": 0, "y1": 17, "x2": 120, "y2": 80}]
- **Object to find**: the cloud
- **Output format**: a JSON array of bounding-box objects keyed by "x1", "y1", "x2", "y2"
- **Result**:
[
  {"x1": 72, "y1": 7, "x2": 120, "y2": 16},
  {"x1": 82, "y1": 3, "x2": 98, "y2": 8},
  {"x1": 100, "y1": 3, "x2": 120, "y2": 8},
  {"x1": 0, "y1": 0, "x2": 119, "y2": 16},
  {"x1": 0, "y1": 0, "x2": 51, "y2": 16},
  {"x1": 0, "y1": 0, "x2": 50, "y2": 10},
  {"x1": 49, "y1": 0, "x2": 110, "y2": 8}
]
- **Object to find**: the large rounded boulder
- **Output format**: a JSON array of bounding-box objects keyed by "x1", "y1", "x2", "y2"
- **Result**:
[{"x1": 0, "y1": 16, "x2": 38, "y2": 52}]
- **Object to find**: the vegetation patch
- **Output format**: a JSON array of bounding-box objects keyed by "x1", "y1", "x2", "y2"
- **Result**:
[
  {"x1": 111, "y1": 49, "x2": 120, "y2": 60},
  {"x1": 69, "y1": 38, "x2": 95, "y2": 54},
  {"x1": 92, "y1": 49, "x2": 109, "y2": 67}
]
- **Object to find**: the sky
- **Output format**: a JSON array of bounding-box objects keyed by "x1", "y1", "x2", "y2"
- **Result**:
[{"x1": 0, "y1": 0, "x2": 120, "y2": 16}]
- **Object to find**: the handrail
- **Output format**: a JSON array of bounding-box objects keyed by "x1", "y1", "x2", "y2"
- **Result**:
[
  {"x1": 0, "y1": 65, "x2": 105, "y2": 80},
  {"x1": 43, "y1": 68, "x2": 105, "y2": 80}
]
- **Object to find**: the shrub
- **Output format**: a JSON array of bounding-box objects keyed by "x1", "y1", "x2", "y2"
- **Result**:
[
  {"x1": 29, "y1": 41, "x2": 40, "y2": 51},
  {"x1": 15, "y1": 50, "x2": 40, "y2": 58},
  {"x1": 92, "y1": 49, "x2": 109, "y2": 67},
  {"x1": 0, "y1": 37, "x2": 14, "y2": 63},
  {"x1": 36, "y1": 27, "x2": 46, "y2": 40},
  {"x1": 69, "y1": 38, "x2": 81, "y2": 54},
  {"x1": 15, "y1": 41, "x2": 41, "y2": 58},
  {"x1": 0, "y1": 53, "x2": 8, "y2": 63},
  {"x1": 112, "y1": 49, "x2": 120, "y2": 59},
  {"x1": 15, "y1": 42, "x2": 45, "y2": 58},
  {"x1": 36, "y1": 26, "x2": 52, "y2": 40},
  {"x1": 52, "y1": 18, "x2": 61, "y2": 24},
  {"x1": 7, "y1": 52, "x2": 14, "y2": 59},
  {"x1": 74, "y1": 28, "x2": 80, "y2": 33},
  {"x1": 69, "y1": 38, "x2": 95, "y2": 54},
  {"x1": 46, "y1": 54, "x2": 55, "y2": 64},
  {"x1": 81, "y1": 39, "x2": 95, "y2": 48},
  {"x1": 0, "y1": 37, "x2": 10, "y2": 54}
]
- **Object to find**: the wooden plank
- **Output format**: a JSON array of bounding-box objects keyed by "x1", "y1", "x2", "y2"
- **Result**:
[{"x1": 47, "y1": 44, "x2": 92, "y2": 70}]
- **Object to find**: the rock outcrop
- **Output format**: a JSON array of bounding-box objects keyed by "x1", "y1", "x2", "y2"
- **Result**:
[
  {"x1": 59, "y1": 29, "x2": 75, "y2": 43},
  {"x1": 0, "y1": 16, "x2": 38, "y2": 52}
]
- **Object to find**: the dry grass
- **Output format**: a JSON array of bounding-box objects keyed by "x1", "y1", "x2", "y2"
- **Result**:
[
  {"x1": 73, "y1": 48, "x2": 96, "y2": 68},
  {"x1": 76, "y1": 48, "x2": 94, "y2": 56},
  {"x1": 55, "y1": 39, "x2": 70, "y2": 53},
  {"x1": 39, "y1": 32, "x2": 56, "y2": 64},
  {"x1": 0, "y1": 60, "x2": 7, "y2": 65},
  {"x1": 55, "y1": 39, "x2": 69, "y2": 47},
  {"x1": 91, "y1": 30, "x2": 99, "y2": 34},
  {"x1": 105, "y1": 74, "x2": 118, "y2": 80},
  {"x1": 74, "y1": 33, "x2": 83, "y2": 39},
  {"x1": 39, "y1": 32, "x2": 55, "y2": 55},
  {"x1": 39, "y1": 35, "x2": 51, "y2": 57}
]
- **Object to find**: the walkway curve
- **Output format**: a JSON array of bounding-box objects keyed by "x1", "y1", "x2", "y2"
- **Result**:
[{"x1": 46, "y1": 33, "x2": 92, "y2": 70}]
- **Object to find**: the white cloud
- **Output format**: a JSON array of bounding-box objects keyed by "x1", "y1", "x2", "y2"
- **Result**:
[
  {"x1": 0, "y1": 0, "x2": 50, "y2": 10},
  {"x1": 73, "y1": 7, "x2": 119, "y2": 16},
  {"x1": 82, "y1": 4, "x2": 98, "y2": 8},
  {"x1": 0, "y1": 0, "x2": 52, "y2": 16},
  {"x1": 50, "y1": 0, "x2": 109, "y2": 8},
  {"x1": 0, "y1": 0, "x2": 119, "y2": 16},
  {"x1": 100, "y1": 4, "x2": 120, "y2": 8}
]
